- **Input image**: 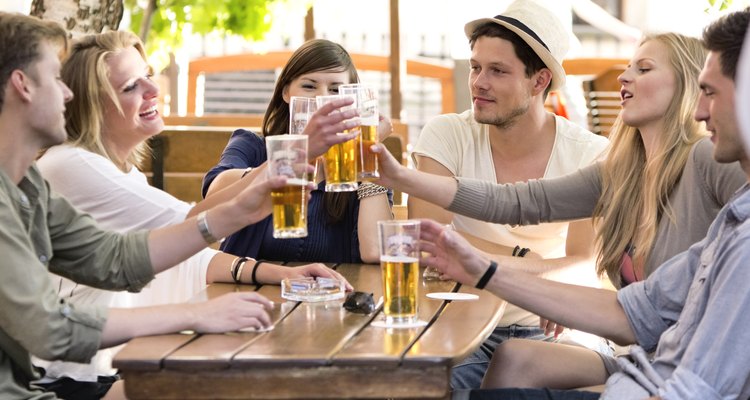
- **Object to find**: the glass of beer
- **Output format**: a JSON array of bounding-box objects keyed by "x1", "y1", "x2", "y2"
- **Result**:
[
  {"x1": 289, "y1": 96, "x2": 317, "y2": 135},
  {"x1": 315, "y1": 94, "x2": 359, "y2": 192},
  {"x1": 339, "y1": 84, "x2": 379, "y2": 180},
  {"x1": 266, "y1": 134, "x2": 309, "y2": 238},
  {"x1": 377, "y1": 220, "x2": 421, "y2": 326}
]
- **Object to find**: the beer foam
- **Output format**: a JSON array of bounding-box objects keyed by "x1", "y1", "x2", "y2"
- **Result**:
[{"x1": 380, "y1": 255, "x2": 419, "y2": 263}]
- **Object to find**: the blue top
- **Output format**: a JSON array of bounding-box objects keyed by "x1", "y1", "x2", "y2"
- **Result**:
[
  {"x1": 203, "y1": 129, "x2": 391, "y2": 263},
  {"x1": 613, "y1": 184, "x2": 750, "y2": 399}
]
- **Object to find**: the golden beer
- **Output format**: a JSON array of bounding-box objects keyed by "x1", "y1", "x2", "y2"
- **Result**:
[
  {"x1": 324, "y1": 134, "x2": 359, "y2": 192},
  {"x1": 271, "y1": 179, "x2": 307, "y2": 238},
  {"x1": 380, "y1": 255, "x2": 419, "y2": 323},
  {"x1": 357, "y1": 124, "x2": 379, "y2": 180}
]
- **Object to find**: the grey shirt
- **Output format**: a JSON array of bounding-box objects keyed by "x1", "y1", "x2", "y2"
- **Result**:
[
  {"x1": 611, "y1": 184, "x2": 750, "y2": 399},
  {"x1": 449, "y1": 138, "x2": 745, "y2": 285},
  {"x1": 0, "y1": 165, "x2": 154, "y2": 399}
]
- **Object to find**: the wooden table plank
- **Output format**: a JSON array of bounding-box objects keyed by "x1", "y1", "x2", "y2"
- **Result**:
[
  {"x1": 162, "y1": 283, "x2": 297, "y2": 370},
  {"x1": 405, "y1": 284, "x2": 506, "y2": 366},
  {"x1": 231, "y1": 264, "x2": 381, "y2": 367},
  {"x1": 113, "y1": 334, "x2": 196, "y2": 371},
  {"x1": 333, "y1": 268, "x2": 457, "y2": 366}
]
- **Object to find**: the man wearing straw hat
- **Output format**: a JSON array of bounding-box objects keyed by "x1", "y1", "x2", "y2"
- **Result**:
[{"x1": 409, "y1": 0, "x2": 609, "y2": 389}]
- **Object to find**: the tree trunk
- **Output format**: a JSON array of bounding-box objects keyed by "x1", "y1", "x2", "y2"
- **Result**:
[
  {"x1": 138, "y1": 0, "x2": 158, "y2": 44},
  {"x1": 30, "y1": 0, "x2": 123, "y2": 36}
]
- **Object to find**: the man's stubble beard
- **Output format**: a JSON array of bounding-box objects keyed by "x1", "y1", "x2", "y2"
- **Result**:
[{"x1": 474, "y1": 103, "x2": 528, "y2": 130}]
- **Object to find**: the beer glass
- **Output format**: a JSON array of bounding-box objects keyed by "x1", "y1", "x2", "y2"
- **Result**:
[
  {"x1": 315, "y1": 94, "x2": 359, "y2": 192},
  {"x1": 377, "y1": 220, "x2": 420, "y2": 326},
  {"x1": 289, "y1": 96, "x2": 316, "y2": 135},
  {"x1": 266, "y1": 135, "x2": 309, "y2": 238},
  {"x1": 339, "y1": 84, "x2": 379, "y2": 180},
  {"x1": 289, "y1": 96, "x2": 319, "y2": 181}
]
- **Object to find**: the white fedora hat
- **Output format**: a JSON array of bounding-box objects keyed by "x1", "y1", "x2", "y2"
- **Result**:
[{"x1": 464, "y1": 0, "x2": 570, "y2": 90}]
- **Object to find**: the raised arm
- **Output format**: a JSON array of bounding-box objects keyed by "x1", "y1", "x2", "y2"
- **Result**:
[
  {"x1": 374, "y1": 144, "x2": 603, "y2": 226},
  {"x1": 418, "y1": 219, "x2": 635, "y2": 345},
  {"x1": 202, "y1": 97, "x2": 359, "y2": 201}
]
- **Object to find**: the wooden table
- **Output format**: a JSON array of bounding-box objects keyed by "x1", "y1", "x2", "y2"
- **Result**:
[{"x1": 113, "y1": 263, "x2": 506, "y2": 399}]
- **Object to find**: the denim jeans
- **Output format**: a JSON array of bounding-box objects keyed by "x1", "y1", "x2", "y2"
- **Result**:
[
  {"x1": 451, "y1": 325, "x2": 552, "y2": 390},
  {"x1": 452, "y1": 388, "x2": 600, "y2": 400}
]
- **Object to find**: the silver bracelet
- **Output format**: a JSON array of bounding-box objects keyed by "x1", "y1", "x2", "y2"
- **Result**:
[
  {"x1": 197, "y1": 211, "x2": 218, "y2": 244},
  {"x1": 356, "y1": 182, "x2": 388, "y2": 200},
  {"x1": 241, "y1": 167, "x2": 253, "y2": 178}
]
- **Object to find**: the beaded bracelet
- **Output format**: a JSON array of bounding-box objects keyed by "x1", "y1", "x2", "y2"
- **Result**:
[{"x1": 357, "y1": 182, "x2": 388, "y2": 200}]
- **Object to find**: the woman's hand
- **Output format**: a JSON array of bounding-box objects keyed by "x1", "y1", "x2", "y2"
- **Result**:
[
  {"x1": 304, "y1": 97, "x2": 360, "y2": 159},
  {"x1": 370, "y1": 143, "x2": 408, "y2": 190},
  {"x1": 191, "y1": 292, "x2": 274, "y2": 333},
  {"x1": 284, "y1": 263, "x2": 353, "y2": 291},
  {"x1": 377, "y1": 114, "x2": 393, "y2": 141}
]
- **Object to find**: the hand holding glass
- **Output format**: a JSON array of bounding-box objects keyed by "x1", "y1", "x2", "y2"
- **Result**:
[
  {"x1": 266, "y1": 135, "x2": 309, "y2": 238},
  {"x1": 339, "y1": 84, "x2": 379, "y2": 180},
  {"x1": 316, "y1": 94, "x2": 359, "y2": 192},
  {"x1": 377, "y1": 220, "x2": 421, "y2": 326}
]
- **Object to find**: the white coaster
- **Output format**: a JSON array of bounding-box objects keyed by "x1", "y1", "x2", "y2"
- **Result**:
[
  {"x1": 371, "y1": 319, "x2": 428, "y2": 329},
  {"x1": 426, "y1": 292, "x2": 479, "y2": 301}
]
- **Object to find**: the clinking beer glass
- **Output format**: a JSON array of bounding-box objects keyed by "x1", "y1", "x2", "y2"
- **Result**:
[
  {"x1": 315, "y1": 94, "x2": 359, "y2": 192},
  {"x1": 338, "y1": 84, "x2": 379, "y2": 180},
  {"x1": 266, "y1": 134, "x2": 309, "y2": 238},
  {"x1": 377, "y1": 220, "x2": 421, "y2": 326}
]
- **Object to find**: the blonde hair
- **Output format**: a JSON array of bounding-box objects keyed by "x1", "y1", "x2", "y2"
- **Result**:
[
  {"x1": 62, "y1": 31, "x2": 151, "y2": 169},
  {"x1": 593, "y1": 33, "x2": 707, "y2": 286}
]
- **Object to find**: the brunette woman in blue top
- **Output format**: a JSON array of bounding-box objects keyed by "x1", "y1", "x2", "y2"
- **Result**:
[{"x1": 203, "y1": 39, "x2": 393, "y2": 264}]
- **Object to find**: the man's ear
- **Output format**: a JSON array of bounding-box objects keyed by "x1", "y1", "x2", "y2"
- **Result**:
[
  {"x1": 8, "y1": 69, "x2": 34, "y2": 103},
  {"x1": 531, "y1": 69, "x2": 553, "y2": 96}
]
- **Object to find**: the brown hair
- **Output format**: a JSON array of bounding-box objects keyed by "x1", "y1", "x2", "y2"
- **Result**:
[
  {"x1": 702, "y1": 7, "x2": 750, "y2": 80},
  {"x1": 0, "y1": 12, "x2": 68, "y2": 112},
  {"x1": 469, "y1": 22, "x2": 549, "y2": 96}
]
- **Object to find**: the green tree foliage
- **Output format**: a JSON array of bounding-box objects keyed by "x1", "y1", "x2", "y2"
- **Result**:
[
  {"x1": 706, "y1": 0, "x2": 733, "y2": 12},
  {"x1": 126, "y1": 0, "x2": 278, "y2": 67}
]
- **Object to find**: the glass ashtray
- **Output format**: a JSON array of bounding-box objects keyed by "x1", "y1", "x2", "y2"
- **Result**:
[{"x1": 281, "y1": 277, "x2": 346, "y2": 302}]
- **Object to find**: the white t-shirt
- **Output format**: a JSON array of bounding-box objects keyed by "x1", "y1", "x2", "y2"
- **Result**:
[
  {"x1": 34, "y1": 144, "x2": 216, "y2": 381},
  {"x1": 412, "y1": 110, "x2": 609, "y2": 326}
]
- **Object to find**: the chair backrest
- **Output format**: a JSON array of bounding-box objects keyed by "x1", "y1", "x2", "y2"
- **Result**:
[
  {"x1": 582, "y1": 65, "x2": 626, "y2": 137},
  {"x1": 143, "y1": 126, "x2": 235, "y2": 203}
]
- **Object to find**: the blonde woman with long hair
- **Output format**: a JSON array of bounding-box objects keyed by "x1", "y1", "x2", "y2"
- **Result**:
[{"x1": 369, "y1": 32, "x2": 746, "y2": 390}]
